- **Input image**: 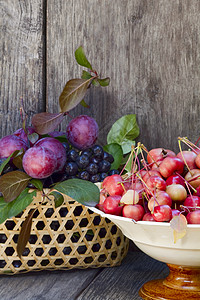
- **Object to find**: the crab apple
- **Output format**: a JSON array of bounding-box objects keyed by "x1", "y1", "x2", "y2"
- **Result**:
[
  {"x1": 177, "y1": 150, "x2": 197, "y2": 170},
  {"x1": 183, "y1": 196, "x2": 200, "y2": 209},
  {"x1": 185, "y1": 169, "x2": 200, "y2": 188},
  {"x1": 120, "y1": 189, "x2": 139, "y2": 205},
  {"x1": 66, "y1": 115, "x2": 98, "y2": 150},
  {"x1": 171, "y1": 209, "x2": 181, "y2": 218},
  {"x1": 148, "y1": 191, "x2": 172, "y2": 211},
  {"x1": 166, "y1": 184, "x2": 187, "y2": 202},
  {"x1": 103, "y1": 195, "x2": 122, "y2": 216},
  {"x1": 159, "y1": 156, "x2": 184, "y2": 178},
  {"x1": 13, "y1": 127, "x2": 37, "y2": 146},
  {"x1": 22, "y1": 146, "x2": 57, "y2": 179},
  {"x1": 147, "y1": 148, "x2": 176, "y2": 164},
  {"x1": 142, "y1": 212, "x2": 155, "y2": 221},
  {"x1": 166, "y1": 174, "x2": 185, "y2": 187},
  {"x1": 195, "y1": 153, "x2": 200, "y2": 169},
  {"x1": 34, "y1": 137, "x2": 66, "y2": 172},
  {"x1": 0, "y1": 135, "x2": 28, "y2": 158},
  {"x1": 122, "y1": 204, "x2": 145, "y2": 221},
  {"x1": 152, "y1": 205, "x2": 172, "y2": 222},
  {"x1": 186, "y1": 210, "x2": 200, "y2": 224},
  {"x1": 193, "y1": 186, "x2": 200, "y2": 197},
  {"x1": 102, "y1": 174, "x2": 124, "y2": 196},
  {"x1": 142, "y1": 170, "x2": 162, "y2": 183},
  {"x1": 99, "y1": 190, "x2": 107, "y2": 205},
  {"x1": 145, "y1": 175, "x2": 167, "y2": 193}
]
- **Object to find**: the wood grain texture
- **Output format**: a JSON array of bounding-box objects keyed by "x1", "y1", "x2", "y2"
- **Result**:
[
  {"x1": 77, "y1": 252, "x2": 168, "y2": 300},
  {"x1": 47, "y1": 0, "x2": 200, "y2": 152},
  {"x1": 0, "y1": 0, "x2": 45, "y2": 138}
]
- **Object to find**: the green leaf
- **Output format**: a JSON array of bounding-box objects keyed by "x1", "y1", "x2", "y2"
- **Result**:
[
  {"x1": 54, "y1": 135, "x2": 68, "y2": 143},
  {"x1": 121, "y1": 139, "x2": 136, "y2": 154},
  {"x1": 30, "y1": 179, "x2": 43, "y2": 191},
  {"x1": 0, "y1": 188, "x2": 36, "y2": 224},
  {"x1": 80, "y1": 99, "x2": 90, "y2": 108},
  {"x1": 75, "y1": 46, "x2": 92, "y2": 70},
  {"x1": 103, "y1": 143, "x2": 123, "y2": 170},
  {"x1": 59, "y1": 78, "x2": 93, "y2": 113},
  {"x1": 54, "y1": 178, "x2": 100, "y2": 207},
  {"x1": 0, "y1": 171, "x2": 31, "y2": 202},
  {"x1": 121, "y1": 153, "x2": 133, "y2": 173},
  {"x1": 49, "y1": 191, "x2": 64, "y2": 208},
  {"x1": 81, "y1": 70, "x2": 92, "y2": 80},
  {"x1": 28, "y1": 132, "x2": 39, "y2": 144},
  {"x1": 92, "y1": 79, "x2": 100, "y2": 87},
  {"x1": 31, "y1": 112, "x2": 65, "y2": 135},
  {"x1": 107, "y1": 114, "x2": 139, "y2": 154},
  {"x1": 12, "y1": 149, "x2": 25, "y2": 169},
  {"x1": 0, "y1": 150, "x2": 23, "y2": 175},
  {"x1": 97, "y1": 77, "x2": 110, "y2": 87},
  {"x1": 17, "y1": 209, "x2": 35, "y2": 258}
]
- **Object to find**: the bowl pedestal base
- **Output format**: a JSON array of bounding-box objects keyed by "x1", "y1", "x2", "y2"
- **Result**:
[{"x1": 139, "y1": 263, "x2": 200, "y2": 300}]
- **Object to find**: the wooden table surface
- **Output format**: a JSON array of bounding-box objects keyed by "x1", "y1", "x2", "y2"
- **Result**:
[{"x1": 0, "y1": 251, "x2": 169, "y2": 300}]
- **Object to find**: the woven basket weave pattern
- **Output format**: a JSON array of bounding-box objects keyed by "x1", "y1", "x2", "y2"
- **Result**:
[{"x1": 0, "y1": 193, "x2": 129, "y2": 274}]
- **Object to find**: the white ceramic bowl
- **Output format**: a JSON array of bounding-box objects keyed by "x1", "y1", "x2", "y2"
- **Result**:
[{"x1": 89, "y1": 207, "x2": 200, "y2": 267}]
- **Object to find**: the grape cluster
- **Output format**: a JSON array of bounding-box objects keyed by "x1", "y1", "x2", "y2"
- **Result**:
[{"x1": 62, "y1": 144, "x2": 119, "y2": 183}]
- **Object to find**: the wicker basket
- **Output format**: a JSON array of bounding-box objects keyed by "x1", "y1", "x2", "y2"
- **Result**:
[{"x1": 0, "y1": 191, "x2": 129, "y2": 274}]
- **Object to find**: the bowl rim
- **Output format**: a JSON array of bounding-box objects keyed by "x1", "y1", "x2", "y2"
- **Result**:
[{"x1": 88, "y1": 206, "x2": 200, "y2": 228}]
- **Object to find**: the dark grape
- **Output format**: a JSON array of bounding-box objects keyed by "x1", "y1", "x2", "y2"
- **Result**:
[
  {"x1": 108, "y1": 169, "x2": 120, "y2": 175},
  {"x1": 62, "y1": 142, "x2": 70, "y2": 152},
  {"x1": 90, "y1": 174, "x2": 101, "y2": 183},
  {"x1": 103, "y1": 151, "x2": 114, "y2": 163},
  {"x1": 76, "y1": 155, "x2": 90, "y2": 169},
  {"x1": 86, "y1": 163, "x2": 99, "y2": 175},
  {"x1": 65, "y1": 162, "x2": 78, "y2": 176},
  {"x1": 90, "y1": 156, "x2": 101, "y2": 164},
  {"x1": 98, "y1": 160, "x2": 111, "y2": 173},
  {"x1": 100, "y1": 172, "x2": 108, "y2": 181},
  {"x1": 81, "y1": 149, "x2": 93, "y2": 158},
  {"x1": 66, "y1": 149, "x2": 79, "y2": 162},
  {"x1": 78, "y1": 170, "x2": 90, "y2": 180},
  {"x1": 91, "y1": 145, "x2": 104, "y2": 159}
]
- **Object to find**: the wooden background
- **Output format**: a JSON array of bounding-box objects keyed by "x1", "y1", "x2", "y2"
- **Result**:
[{"x1": 1, "y1": 0, "x2": 200, "y2": 152}]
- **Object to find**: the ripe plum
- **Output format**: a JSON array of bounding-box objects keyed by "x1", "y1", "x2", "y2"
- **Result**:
[
  {"x1": 22, "y1": 146, "x2": 57, "y2": 178},
  {"x1": 66, "y1": 115, "x2": 98, "y2": 150},
  {"x1": 0, "y1": 135, "x2": 28, "y2": 158},
  {"x1": 35, "y1": 137, "x2": 66, "y2": 172}
]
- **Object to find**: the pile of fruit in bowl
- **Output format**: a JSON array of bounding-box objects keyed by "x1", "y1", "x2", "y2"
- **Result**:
[{"x1": 95, "y1": 138, "x2": 200, "y2": 236}]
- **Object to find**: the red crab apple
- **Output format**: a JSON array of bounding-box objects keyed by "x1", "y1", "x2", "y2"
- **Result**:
[
  {"x1": 142, "y1": 170, "x2": 162, "y2": 183},
  {"x1": 34, "y1": 137, "x2": 66, "y2": 172},
  {"x1": 152, "y1": 205, "x2": 172, "y2": 222},
  {"x1": 159, "y1": 156, "x2": 184, "y2": 178},
  {"x1": 185, "y1": 169, "x2": 200, "y2": 188},
  {"x1": 177, "y1": 150, "x2": 197, "y2": 170},
  {"x1": 103, "y1": 195, "x2": 122, "y2": 215},
  {"x1": 183, "y1": 196, "x2": 200, "y2": 209},
  {"x1": 22, "y1": 146, "x2": 57, "y2": 179},
  {"x1": 120, "y1": 189, "x2": 140, "y2": 205},
  {"x1": 147, "y1": 148, "x2": 176, "y2": 164},
  {"x1": 166, "y1": 174, "x2": 185, "y2": 187},
  {"x1": 166, "y1": 184, "x2": 187, "y2": 202},
  {"x1": 195, "y1": 153, "x2": 200, "y2": 169},
  {"x1": 0, "y1": 135, "x2": 28, "y2": 158},
  {"x1": 122, "y1": 204, "x2": 145, "y2": 221},
  {"x1": 148, "y1": 191, "x2": 172, "y2": 212},
  {"x1": 171, "y1": 209, "x2": 181, "y2": 218},
  {"x1": 66, "y1": 115, "x2": 98, "y2": 150},
  {"x1": 102, "y1": 174, "x2": 124, "y2": 196},
  {"x1": 142, "y1": 212, "x2": 155, "y2": 221},
  {"x1": 186, "y1": 210, "x2": 200, "y2": 224},
  {"x1": 145, "y1": 175, "x2": 167, "y2": 193}
]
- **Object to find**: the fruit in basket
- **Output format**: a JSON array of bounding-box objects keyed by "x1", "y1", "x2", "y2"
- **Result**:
[
  {"x1": 0, "y1": 135, "x2": 28, "y2": 158},
  {"x1": 66, "y1": 115, "x2": 98, "y2": 150},
  {"x1": 22, "y1": 146, "x2": 57, "y2": 178}
]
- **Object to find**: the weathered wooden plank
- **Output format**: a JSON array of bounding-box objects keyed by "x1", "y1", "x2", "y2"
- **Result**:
[
  {"x1": 77, "y1": 252, "x2": 168, "y2": 300},
  {"x1": 0, "y1": 0, "x2": 45, "y2": 138},
  {"x1": 0, "y1": 268, "x2": 101, "y2": 300},
  {"x1": 47, "y1": 0, "x2": 200, "y2": 152}
]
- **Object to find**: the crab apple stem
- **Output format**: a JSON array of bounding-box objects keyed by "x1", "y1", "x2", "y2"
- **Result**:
[
  {"x1": 195, "y1": 136, "x2": 200, "y2": 146},
  {"x1": 175, "y1": 172, "x2": 197, "y2": 194},
  {"x1": 178, "y1": 139, "x2": 193, "y2": 176},
  {"x1": 140, "y1": 144, "x2": 160, "y2": 167},
  {"x1": 178, "y1": 137, "x2": 200, "y2": 154}
]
